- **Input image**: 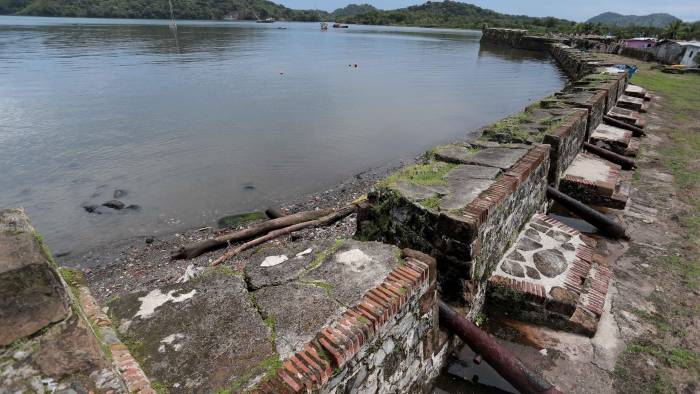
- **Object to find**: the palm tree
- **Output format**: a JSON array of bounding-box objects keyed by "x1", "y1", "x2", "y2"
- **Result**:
[{"x1": 665, "y1": 20, "x2": 683, "y2": 39}]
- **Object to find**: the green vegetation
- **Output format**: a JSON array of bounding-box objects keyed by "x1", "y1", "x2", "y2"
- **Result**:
[
  {"x1": 587, "y1": 12, "x2": 680, "y2": 28},
  {"x1": 614, "y1": 64, "x2": 700, "y2": 393},
  {"x1": 0, "y1": 0, "x2": 326, "y2": 21},
  {"x1": 306, "y1": 239, "x2": 344, "y2": 270},
  {"x1": 418, "y1": 196, "x2": 440, "y2": 211},
  {"x1": 379, "y1": 161, "x2": 456, "y2": 189},
  {"x1": 217, "y1": 211, "x2": 266, "y2": 229},
  {"x1": 335, "y1": 1, "x2": 574, "y2": 31}
]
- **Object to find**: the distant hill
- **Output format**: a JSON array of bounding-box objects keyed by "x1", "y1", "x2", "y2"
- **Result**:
[
  {"x1": 0, "y1": 0, "x2": 573, "y2": 31},
  {"x1": 331, "y1": 3, "x2": 377, "y2": 18},
  {"x1": 334, "y1": 1, "x2": 574, "y2": 30},
  {"x1": 587, "y1": 12, "x2": 681, "y2": 28},
  {"x1": 0, "y1": 0, "x2": 326, "y2": 21}
]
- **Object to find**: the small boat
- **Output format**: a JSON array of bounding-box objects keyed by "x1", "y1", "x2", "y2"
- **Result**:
[
  {"x1": 321, "y1": 22, "x2": 328, "y2": 31},
  {"x1": 333, "y1": 23, "x2": 349, "y2": 28},
  {"x1": 256, "y1": 18, "x2": 276, "y2": 23}
]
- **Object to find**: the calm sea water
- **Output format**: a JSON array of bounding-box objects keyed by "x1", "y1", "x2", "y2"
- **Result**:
[{"x1": 0, "y1": 16, "x2": 566, "y2": 255}]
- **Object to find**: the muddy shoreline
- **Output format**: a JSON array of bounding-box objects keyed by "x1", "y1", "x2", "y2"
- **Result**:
[{"x1": 66, "y1": 155, "x2": 414, "y2": 303}]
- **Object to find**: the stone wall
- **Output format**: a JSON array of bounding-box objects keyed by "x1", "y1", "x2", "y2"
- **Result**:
[
  {"x1": 547, "y1": 43, "x2": 599, "y2": 80},
  {"x1": 0, "y1": 208, "x2": 130, "y2": 393},
  {"x1": 255, "y1": 249, "x2": 449, "y2": 393},
  {"x1": 356, "y1": 143, "x2": 550, "y2": 305},
  {"x1": 358, "y1": 29, "x2": 629, "y2": 319},
  {"x1": 480, "y1": 27, "x2": 563, "y2": 51}
]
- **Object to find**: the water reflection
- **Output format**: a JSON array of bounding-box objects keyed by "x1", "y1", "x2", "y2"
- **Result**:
[{"x1": 0, "y1": 16, "x2": 566, "y2": 256}]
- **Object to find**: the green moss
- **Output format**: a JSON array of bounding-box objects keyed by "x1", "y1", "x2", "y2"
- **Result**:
[
  {"x1": 151, "y1": 381, "x2": 168, "y2": 394},
  {"x1": 59, "y1": 267, "x2": 85, "y2": 288},
  {"x1": 306, "y1": 239, "x2": 344, "y2": 270},
  {"x1": 301, "y1": 279, "x2": 334, "y2": 293},
  {"x1": 357, "y1": 315, "x2": 370, "y2": 325},
  {"x1": 228, "y1": 354, "x2": 282, "y2": 393},
  {"x1": 217, "y1": 211, "x2": 267, "y2": 229},
  {"x1": 418, "y1": 196, "x2": 440, "y2": 211},
  {"x1": 378, "y1": 161, "x2": 456, "y2": 189},
  {"x1": 665, "y1": 255, "x2": 699, "y2": 290}
]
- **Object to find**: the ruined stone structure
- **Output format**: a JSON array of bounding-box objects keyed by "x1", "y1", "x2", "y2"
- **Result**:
[
  {"x1": 1, "y1": 27, "x2": 654, "y2": 393},
  {"x1": 0, "y1": 209, "x2": 133, "y2": 393},
  {"x1": 357, "y1": 27, "x2": 642, "y2": 332}
]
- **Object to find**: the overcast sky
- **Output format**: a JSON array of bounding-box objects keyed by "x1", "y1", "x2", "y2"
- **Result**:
[{"x1": 278, "y1": 0, "x2": 700, "y2": 22}]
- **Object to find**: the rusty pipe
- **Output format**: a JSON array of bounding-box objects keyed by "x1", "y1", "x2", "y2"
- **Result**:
[
  {"x1": 547, "y1": 186, "x2": 629, "y2": 240},
  {"x1": 583, "y1": 142, "x2": 636, "y2": 170},
  {"x1": 438, "y1": 301, "x2": 562, "y2": 394},
  {"x1": 603, "y1": 115, "x2": 645, "y2": 137}
]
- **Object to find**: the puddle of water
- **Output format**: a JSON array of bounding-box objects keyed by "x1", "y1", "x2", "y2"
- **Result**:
[{"x1": 433, "y1": 344, "x2": 518, "y2": 394}]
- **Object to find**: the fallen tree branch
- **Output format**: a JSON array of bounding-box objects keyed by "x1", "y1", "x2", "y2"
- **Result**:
[
  {"x1": 171, "y1": 208, "x2": 334, "y2": 260},
  {"x1": 211, "y1": 204, "x2": 357, "y2": 266}
]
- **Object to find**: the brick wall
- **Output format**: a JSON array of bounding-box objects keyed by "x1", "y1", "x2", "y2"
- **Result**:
[{"x1": 255, "y1": 250, "x2": 449, "y2": 393}]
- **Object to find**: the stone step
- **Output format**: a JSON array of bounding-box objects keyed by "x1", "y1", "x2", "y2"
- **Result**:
[
  {"x1": 625, "y1": 137, "x2": 641, "y2": 157},
  {"x1": 589, "y1": 123, "x2": 633, "y2": 155},
  {"x1": 608, "y1": 106, "x2": 646, "y2": 128},
  {"x1": 486, "y1": 213, "x2": 612, "y2": 336},
  {"x1": 617, "y1": 94, "x2": 650, "y2": 113},
  {"x1": 559, "y1": 152, "x2": 629, "y2": 209},
  {"x1": 624, "y1": 84, "x2": 651, "y2": 101}
]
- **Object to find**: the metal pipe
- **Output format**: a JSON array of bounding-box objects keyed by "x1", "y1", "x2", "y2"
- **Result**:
[
  {"x1": 438, "y1": 301, "x2": 562, "y2": 394},
  {"x1": 547, "y1": 186, "x2": 629, "y2": 239},
  {"x1": 603, "y1": 115, "x2": 645, "y2": 137},
  {"x1": 583, "y1": 142, "x2": 636, "y2": 170}
]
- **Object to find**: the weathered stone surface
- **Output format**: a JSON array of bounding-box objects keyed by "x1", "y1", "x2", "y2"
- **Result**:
[
  {"x1": 562, "y1": 243, "x2": 576, "y2": 251},
  {"x1": 438, "y1": 177, "x2": 494, "y2": 211},
  {"x1": 518, "y1": 237, "x2": 543, "y2": 252},
  {"x1": 108, "y1": 271, "x2": 276, "y2": 392},
  {"x1": 507, "y1": 250, "x2": 525, "y2": 262},
  {"x1": 0, "y1": 208, "x2": 70, "y2": 346},
  {"x1": 524, "y1": 228, "x2": 541, "y2": 242},
  {"x1": 254, "y1": 282, "x2": 341, "y2": 359},
  {"x1": 462, "y1": 147, "x2": 529, "y2": 169},
  {"x1": 433, "y1": 144, "x2": 476, "y2": 164},
  {"x1": 303, "y1": 240, "x2": 399, "y2": 306},
  {"x1": 547, "y1": 230, "x2": 572, "y2": 243},
  {"x1": 533, "y1": 249, "x2": 568, "y2": 277},
  {"x1": 501, "y1": 260, "x2": 525, "y2": 277},
  {"x1": 245, "y1": 240, "x2": 333, "y2": 290},
  {"x1": 444, "y1": 164, "x2": 501, "y2": 180},
  {"x1": 393, "y1": 180, "x2": 439, "y2": 201},
  {"x1": 526, "y1": 266, "x2": 541, "y2": 279}
]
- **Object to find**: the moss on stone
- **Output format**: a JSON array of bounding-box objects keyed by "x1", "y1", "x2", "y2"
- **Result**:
[
  {"x1": 418, "y1": 196, "x2": 440, "y2": 211},
  {"x1": 378, "y1": 161, "x2": 456, "y2": 189},
  {"x1": 306, "y1": 239, "x2": 344, "y2": 271}
]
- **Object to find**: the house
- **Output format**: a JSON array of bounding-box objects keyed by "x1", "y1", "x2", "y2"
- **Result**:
[
  {"x1": 650, "y1": 40, "x2": 700, "y2": 66},
  {"x1": 676, "y1": 41, "x2": 700, "y2": 67},
  {"x1": 620, "y1": 37, "x2": 657, "y2": 49}
]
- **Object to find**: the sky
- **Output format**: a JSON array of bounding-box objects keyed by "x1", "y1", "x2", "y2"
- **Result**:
[{"x1": 277, "y1": 0, "x2": 700, "y2": 22}]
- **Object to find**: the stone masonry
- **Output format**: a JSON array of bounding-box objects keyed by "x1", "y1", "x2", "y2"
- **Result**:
[
  {"x1": 0, "y1": 208, "x2": 129, "y2": 393},
  {"x1": 487, "y1": 214, "x2": 612, "y2": 336},
  {"x1": 106, "y1": 240, "x2": 446, "y2": 393},
  {"x1": 356, "y1": 142, "x2": 550, "y2": 306}
]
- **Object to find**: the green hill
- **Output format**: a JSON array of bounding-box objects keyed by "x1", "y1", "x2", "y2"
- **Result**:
[
  {"x1": 333, "y1": 1, "x2": 574, "y2": 30},
  {"x1": 0, "y1": 0, "x2": 326, "y2": 20},
  {"x1": 331, "y1": 3, "x2": 377, "y2": 18},
  {"x1": 587, "y1": 12, "x2": 681, "y2": 28},
  {"x1": 0, "y1": 0, "x2": 573, "y2": 30}
]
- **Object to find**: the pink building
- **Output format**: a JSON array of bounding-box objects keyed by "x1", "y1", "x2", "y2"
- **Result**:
[{"x1": 620, "y1": 37, "x2": 657, "y2": 49}]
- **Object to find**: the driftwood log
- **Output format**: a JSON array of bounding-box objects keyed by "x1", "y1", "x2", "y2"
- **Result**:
[
  {"x1": 211, "y1": 204, "x2": 357, "y2": 266},
  {"x1": 171, "y1": 208, "x2": 334, "y2": 260}
]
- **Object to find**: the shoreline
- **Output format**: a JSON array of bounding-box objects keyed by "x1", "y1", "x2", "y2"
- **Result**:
[{"x1": 72, "y1": 154, "x2": 410, "y2": 303}]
